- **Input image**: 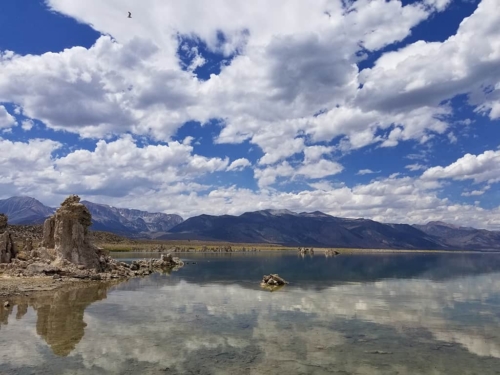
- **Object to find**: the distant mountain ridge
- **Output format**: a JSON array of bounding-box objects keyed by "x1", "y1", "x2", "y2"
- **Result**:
[
  {"x1": 0, "y1": 196, "x2": 183, "y2": 236},
  {"x1": 414, "y1": 222, "x2": 500, "y2": 251},
  {"x1": 0, "y1": 196, "x2": 55, "y2": 224},
  {"x1": 81, "y1": 200, "x2": 183, "y2": 236},
  {"x1": 164, "y1": 209, "x2": 500, "y2": 251},
  {"x1": 2, "y1": 196, "x2": 500, "y2": 250},
  {"x1": 163, "y1": 209, "x2": 445, "y2": 250}
]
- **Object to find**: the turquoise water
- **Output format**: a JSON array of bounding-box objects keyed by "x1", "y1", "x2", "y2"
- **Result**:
[{"x1": 1, "y1": 252, "x2": 500, "y2": 374}]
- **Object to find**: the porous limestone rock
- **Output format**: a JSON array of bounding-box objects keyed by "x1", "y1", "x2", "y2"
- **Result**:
[
  {"x1": 261, "y1": 274, "x2": 288, "y2": 289},
  {"x1": 23, "y1": 238, "x2": 33, "y2": 253},
  {"x1": 17, "y1": 238, "x2": 34, "y2": 261},
  {"x1": 44, "y1": 195, "x2": 101, "y2": 270},
  {"x1": 0, "y1": 214, "x2": 7, "y2": 231},
  {"x1": 1, "y1": 195, "x2": 184, "y2": 280},
  {"x1": 0, "y1": 214, "x2": 16, "y2": 264},
  {"x1": 42, "y1": 217, "x2": 55, "y2": 249}
]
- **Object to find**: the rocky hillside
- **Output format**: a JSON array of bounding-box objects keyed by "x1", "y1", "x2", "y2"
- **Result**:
[
  {"x1": 81, "y1": 201, "x2": 183, "y2": 236},
  {"x1": 1, "y1": 223, "x2": 131, "y2": 248},
  {"x1": 4, "y1": 196, "x2": 500, "y2": 250},
  {"x1": 0, "y1": 196, "x2": 183, "y2": 237},
  {"x1": 0, "y1": 197, "x2": 55, "y2": 224},
  {"x1": 414, "y1": 221, "x2": 500, "y2": 251},
  {"x1": 163, "y1": 209, "x2": 448, "y2": 250}
]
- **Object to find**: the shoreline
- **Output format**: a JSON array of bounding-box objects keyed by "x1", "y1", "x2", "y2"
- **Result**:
[
  {"x1": 3, "y1": 249, "x2": 499, "y2": 298},
  {"x1": 0, "y1": 276, "x2": 106, "y2": 298},
  {"x1": 109, "y1": 247, "x2": 499, "y2": 254}
]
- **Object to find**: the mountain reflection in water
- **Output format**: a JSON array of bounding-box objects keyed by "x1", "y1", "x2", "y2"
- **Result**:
[{"x1": 1, "y1": 253, "x2": 500, "y2": 374}]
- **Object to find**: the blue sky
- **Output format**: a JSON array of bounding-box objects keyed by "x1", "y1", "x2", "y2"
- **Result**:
[{"x1": 0, "y1": 0, "x2": 499, "y2": 228}]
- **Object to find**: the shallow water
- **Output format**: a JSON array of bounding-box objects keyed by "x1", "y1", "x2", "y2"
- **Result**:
[{"x1": 1, "y1": 252, "x2": 500, "y2": 374}]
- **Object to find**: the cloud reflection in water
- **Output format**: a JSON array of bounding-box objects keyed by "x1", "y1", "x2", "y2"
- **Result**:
[{"x1": 0, "y1": 253, "x2": 499, "y2": 374}]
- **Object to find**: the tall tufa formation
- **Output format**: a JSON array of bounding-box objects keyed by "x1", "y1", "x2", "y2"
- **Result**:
[
  {"x1": 0, "y1": 213, "x2": 7, "y2": 230},
  {"x1": 0, "y1": 214, "x2": 16, "y2": 263},
  {"x1": 42, "y1": 195, "x2": 101, "y2": 270},
  {"x1": 1, "y1": 195, "x2": 183, "y2": 279}
]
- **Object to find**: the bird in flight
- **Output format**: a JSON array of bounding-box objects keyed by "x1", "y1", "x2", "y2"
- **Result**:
[{"x1": 128, "y1": 11, "x2": 132, "y2": 18}]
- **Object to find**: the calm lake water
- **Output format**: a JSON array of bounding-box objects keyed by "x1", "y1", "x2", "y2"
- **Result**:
[{"x1": 2, "y1": 252, "x2": 500, "y2": 374}]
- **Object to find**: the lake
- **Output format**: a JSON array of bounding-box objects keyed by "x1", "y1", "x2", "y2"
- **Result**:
[{"x1": 1, "y1": 252, "x2": 500, "y2": 374}]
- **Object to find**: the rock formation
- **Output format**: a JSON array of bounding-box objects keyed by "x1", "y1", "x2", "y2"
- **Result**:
[
  {"x1": 22, "y1": 238, "x2": 33, "y2": 253},
  {"x1": 325, "y1": 249, "x2": 340, "y2": 257},
  {"x1": 298, "y1": 247, "x2": 314, "y2": 257},
  {"x1": 41, "y1": 195, "x2": 101, "y2": 270},
  {"x1": 261, "y1": 274, "x2": 288, "y2": 289},
  {"x1": 0, "y1": 214, "x2": 16, "y2": 264},
  {"x1": 0, "y1": 195, "x2": 183, "y2": 280},
  {"x1": 0, "y1": 214, "x2": 7, "y2": 230}
]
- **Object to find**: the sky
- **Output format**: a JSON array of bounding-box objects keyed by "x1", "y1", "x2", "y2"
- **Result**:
[{"x1": 0, "y1": 0, "x2": 500, "y2": 228}]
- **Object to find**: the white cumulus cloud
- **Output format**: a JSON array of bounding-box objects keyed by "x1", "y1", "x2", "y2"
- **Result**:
[{"x1": 0, "y1": 105, "x2": 15, "y2": 128}]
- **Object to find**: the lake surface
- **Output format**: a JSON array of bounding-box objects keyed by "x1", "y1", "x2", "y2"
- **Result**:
[{"x1": 2, "y1": 252, "x2": 500, "y2": 374}]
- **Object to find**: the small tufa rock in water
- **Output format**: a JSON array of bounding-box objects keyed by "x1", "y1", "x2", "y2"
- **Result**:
[
  {"x1": 325, "y1": 249, "x2": 340, "y2": 257},
  {"x1": 261, "y1": 274, "x2": 288, "y2": 288},
  {"x1": 298, "y1": 247, "x2": 314, "y2": 256},
  {"x1": 4, "y1": 301, "x2": 10, "y2": 308}
]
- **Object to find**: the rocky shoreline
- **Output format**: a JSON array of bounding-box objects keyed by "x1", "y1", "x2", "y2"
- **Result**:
[
  {"x1": 1, "y1": 195, "x2": 183, "y2": 298},
  {"x1": 0, "y1": 276, "x2": 99, "y2": 297}
]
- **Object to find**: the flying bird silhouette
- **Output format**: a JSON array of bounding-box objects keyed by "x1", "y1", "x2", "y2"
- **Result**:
[{"x1": 128, "y1": 11, "x2": 132, "y2": 18}]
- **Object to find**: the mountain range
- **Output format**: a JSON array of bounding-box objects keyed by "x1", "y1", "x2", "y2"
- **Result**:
[
  {"x1": 0, "y1": 196, "x2": 183, "y2": 236},
  {"x1": 1, "y1": 197, "x2": 499, "y2": 251},
  {"x1": 0, "y1": 196, "x2": 55, "y2": 224},
  {"x1": 163, "y1": 209, "x2": 445, "y2": 249},
  {"x1": 414, "y1": 221, "x2": 500, "y2": 252},
  {"x1": 162, "y1": 210, "x2": 500, "y2": 251}
]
